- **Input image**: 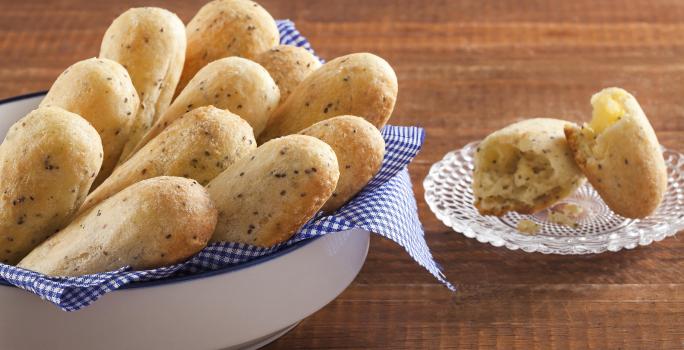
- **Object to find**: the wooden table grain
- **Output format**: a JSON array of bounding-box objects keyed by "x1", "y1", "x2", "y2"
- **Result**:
[{"x1": 1, "y1": 1, "x2": 683, "y2": 349}]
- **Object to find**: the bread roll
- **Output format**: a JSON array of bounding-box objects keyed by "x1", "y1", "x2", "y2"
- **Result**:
[
  {"x1": 254, "y1": 45, "x2": 321, "y2": 104},
  {"x1": 473, "y1": 118, "x2": 584, "y2": 216},
  {"x1": 0, "y1": 107, "x2": 103, "y2": 264},
  {"x1": 207, "y1": 135, "x2": 339, "y2": 247},
  {"x1": 259, "y1": 53, "x2": 397, "y2": 142},
  {"x1": 18, "y1": 177, "x2": 217, "y2": 276},
  {"x1": 40, "y1": 57, "x2": 140, "y2": 186},
  {"x1": 564, "y1": 87, "x2": 667, "y2": 218},
  {"x1": 300, "y1": 116, "x2": 384, "y2": 212},
  {"x1": 131, "y1": 57, "x2": 278, "y2": 154},
  {"x1": 79, "y1": 106, "x2": 255, "y2": 214},
  {"x1": 177, "y1": 0, "x2": 279, "y2": 95},
  {"x1": 100, "y1": 7, "x2": 187, "y2": 163}
]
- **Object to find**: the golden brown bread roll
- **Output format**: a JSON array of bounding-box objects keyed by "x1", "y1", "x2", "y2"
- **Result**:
[
  {"x1": 300, "y1": 116, "x2": 384, "y2": 212},
  {"x1": 18, "y1": 177, "x2": 217, "y2": 276},
  {"x1": 564, "y1": 87, "x2": 667, "y2": 218},
  {"x1": 206, "y1": 135, "x2": 339, "y2": 247},
  {"x1": 0, "y1": 107, "x2": 103, "y2": 264},
  {"x1": 131, "y1": 57, "x2": 278, "y2": 154},
  {"x1": 100, "y1": 7, "x2": 187, "y2": 163},
  {"x1": 259, "y1": 53, "x2": 398, "y2": 142},
  {"x1": 40, "y1": 57, "x2": 140, "y2": 187},
  {"x1": 254, "y1": 45, "x2": 322, "y2": 105},
  {"x1": 176, "y1": 0, "x2": 279, "y2": 95},
  {"x1": 79, "y1": 106, "x2": 256, "y2": 214}
]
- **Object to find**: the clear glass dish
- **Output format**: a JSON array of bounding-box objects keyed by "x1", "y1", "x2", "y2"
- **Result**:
[{"x1": 423, "y1": 142, "x2": 684, "y2": 254}]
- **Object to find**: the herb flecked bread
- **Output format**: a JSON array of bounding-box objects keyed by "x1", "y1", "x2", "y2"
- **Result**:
[
  {"x1": 300, "y1": 115, "x2": 385, "y2": 212},
  {"x1": 564, "y1": 87, "x2": 667, "y2": 218},
  {"x1": 0, "y1": 107, "x2": 103, "y2": 264},
  {"x1": 473, "y1": 118, "x2": 585, "y2": 216},
  {"x1": 100, "y1": 7, "x2": 187, "y2": 164},
  {"x1": 258, "y1": 52, "x2": 398, "y2": 142},
  {"x1": 254, "y1": 45, "x2": 322, "y2": 105},
  {"x1": 176, "y1": 0, "x2": 279, "y2": 95},
  {"x1": 18, "y1": 177, "x2": 217, "y2": 276},
  {"x1": 3, "y1": 2, "x2": 405, "y2": 275},
  {"x1": 132, "y1": 56, "x2": 279, "y2": 154},
  {"x1": 207, "y1": 134, "x2": 339, "y2": 247},
  {"x1": 79, "y1": 106, "x2": 256, "y2": 214},
  {"x1": 40, "y1": 57, "x2": 140, "y2": 187}
]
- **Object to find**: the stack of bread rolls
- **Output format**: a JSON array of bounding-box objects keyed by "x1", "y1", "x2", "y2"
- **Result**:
[{"x1": 0, "y1": 0, "x2": 397, "y2": 276}]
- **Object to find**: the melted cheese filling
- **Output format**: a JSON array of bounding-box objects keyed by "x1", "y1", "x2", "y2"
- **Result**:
[{"x1": 589, "y1": 89, "x2": 627, "y2": 134}]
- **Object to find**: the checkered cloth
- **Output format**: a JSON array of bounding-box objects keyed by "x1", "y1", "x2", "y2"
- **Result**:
[{"x1": 0, "y1": 20, "x2": 453, "y2": 311}]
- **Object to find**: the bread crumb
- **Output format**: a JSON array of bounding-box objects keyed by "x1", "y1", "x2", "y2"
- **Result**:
[
  {"x1": 517, "y1": 220, "x2": 540, "y2": 235},
  {"x1": 548, "y1": 203, "x2": 583, "y2": 228}
]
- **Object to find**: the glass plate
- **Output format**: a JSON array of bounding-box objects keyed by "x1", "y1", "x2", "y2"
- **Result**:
[{"x1": 423, "y1": 142, "x2": 684, "y2": 254}]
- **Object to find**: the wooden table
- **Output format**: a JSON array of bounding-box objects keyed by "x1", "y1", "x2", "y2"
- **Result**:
[{"x1": 1, "y1": 0, "x2": 683, "y2": 348}]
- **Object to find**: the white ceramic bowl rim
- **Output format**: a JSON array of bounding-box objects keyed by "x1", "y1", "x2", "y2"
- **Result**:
[{"x1": 0, "y1": 91, "x2": 322, "y2": 291}]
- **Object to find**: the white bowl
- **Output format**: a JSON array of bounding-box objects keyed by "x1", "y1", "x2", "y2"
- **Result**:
[{"x1": 0, "y1": 93, "x2": 370, "y2": 350}]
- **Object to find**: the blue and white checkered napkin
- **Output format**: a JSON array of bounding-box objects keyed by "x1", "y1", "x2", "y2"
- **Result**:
[{"x1": 0, "y1": 20, "x2": 453, "y2": 311}]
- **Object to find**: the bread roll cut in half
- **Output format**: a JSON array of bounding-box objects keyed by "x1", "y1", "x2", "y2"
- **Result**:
[
  {"x1": 564, "y1": 87, "x2": 667, "y2": 218},
  {"x1": 473, "y1": 118, "x2": 584, "y2": 216}
]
